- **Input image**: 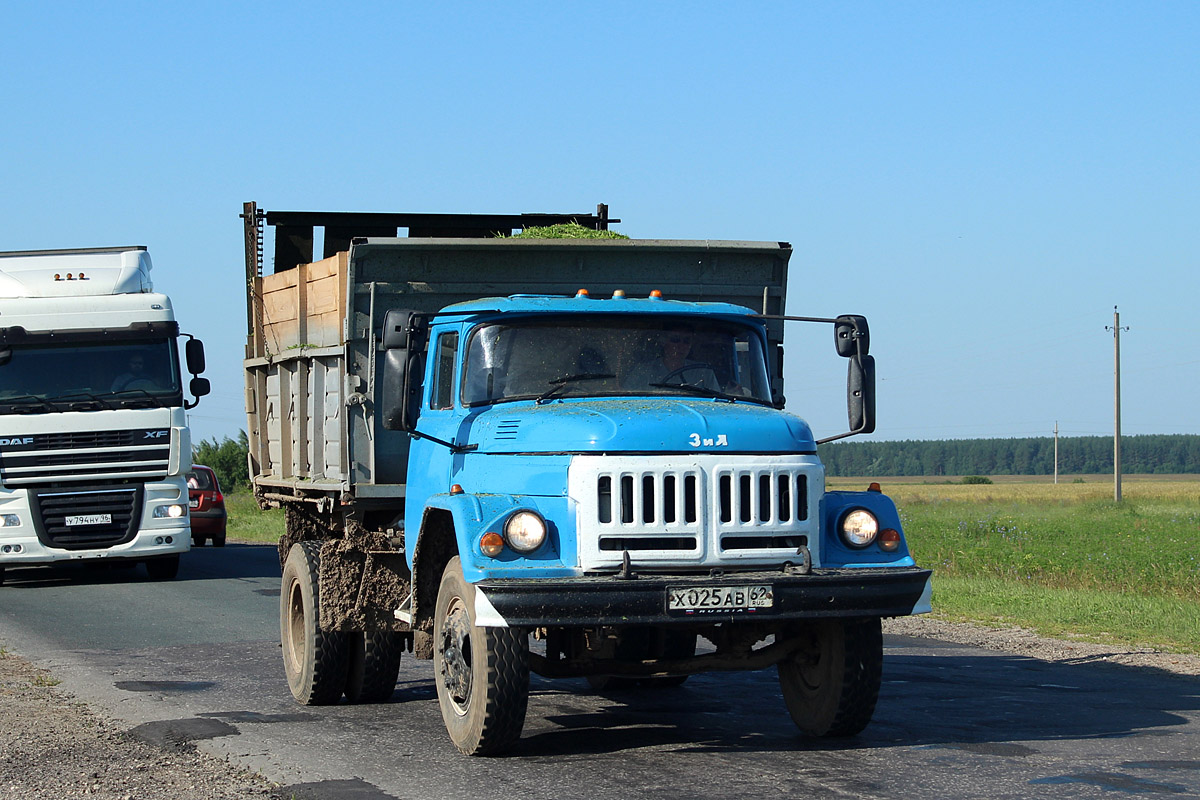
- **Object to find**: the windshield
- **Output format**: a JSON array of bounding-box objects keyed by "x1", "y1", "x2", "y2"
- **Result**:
[
  {"x1": 0, "y1": 338, "x2": 182, "y2": 413},
  {"x1": 462, "y1": 315, "x2": 772, "y2": 406}
]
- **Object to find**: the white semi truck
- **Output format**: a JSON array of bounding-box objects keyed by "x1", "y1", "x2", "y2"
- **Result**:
[{"x1": 0, "y1": 247, "x2": 210, "y2": 584}]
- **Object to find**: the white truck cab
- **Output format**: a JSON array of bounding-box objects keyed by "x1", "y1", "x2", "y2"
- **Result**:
[{"x1": 0, "y1": 247, "x2": 209, "y2": 583}]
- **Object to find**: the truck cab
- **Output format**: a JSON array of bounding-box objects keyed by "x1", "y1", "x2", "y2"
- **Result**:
[{"x1": 0, "y1": 247, "x2": 209, "y2": 583}]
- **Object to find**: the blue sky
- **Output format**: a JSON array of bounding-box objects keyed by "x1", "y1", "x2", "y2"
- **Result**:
[{"x1": 2, "y1": 2, "x2": 1196, "y2": 445}]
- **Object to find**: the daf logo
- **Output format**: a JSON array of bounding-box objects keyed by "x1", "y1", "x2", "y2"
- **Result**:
[
  {"x1": 0, "y1": 437, "x2": 34, "y2": 446},
  {"x1": 144, "y1": 430, "x2": 170, "y2": 439}
]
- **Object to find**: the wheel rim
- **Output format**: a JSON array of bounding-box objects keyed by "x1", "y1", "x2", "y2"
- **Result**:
[
  {"x1": 439, "y1": 595, "x2": 474, "y2": 716},
  {"x1": 794, "y1": 628, "x2": 831, "y2": 693},
  {"x1": 284, "y1": 578, "x2": 306, "y2": 675}
]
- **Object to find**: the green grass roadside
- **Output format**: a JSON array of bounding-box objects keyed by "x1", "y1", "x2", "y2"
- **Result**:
[
  {"x1": 840, "y1": 478, "x2": 1200, "y2": 654},
  {"x1": 225, "y1": 479, "x2": 1200, "y2": 655},
  {"x1": 225, "y1": 491, "x2": 284, "y2": 544}
]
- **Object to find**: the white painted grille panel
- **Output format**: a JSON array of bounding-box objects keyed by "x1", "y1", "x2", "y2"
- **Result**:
[{"x1": 569, "y1": 454, "x2": 824, "y2": 571}]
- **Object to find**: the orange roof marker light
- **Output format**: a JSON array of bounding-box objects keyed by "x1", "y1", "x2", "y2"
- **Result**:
[
  {"x1": 575, "y1": 289, "x2": 590, "y2": 298},
  {"x1": 649, "y1": 289, "x2": 663, "y2": 299}
]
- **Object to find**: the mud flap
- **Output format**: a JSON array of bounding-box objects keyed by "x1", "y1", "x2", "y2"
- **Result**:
[{"x1": 318, "y1": 537, "x2": 412, "y2": 632}]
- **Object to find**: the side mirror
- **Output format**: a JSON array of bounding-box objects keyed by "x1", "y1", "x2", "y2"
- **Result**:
[
  {"x1": 185, "y1": 338, "x2": 206, "y2": 374},
  {"x1": 380, "y1": 309, "x2": 426, "y2": 432},
  {"x1": 834, "y1": 315, "x2": 869, "y2": 358},
  {"x1": 847, "y1": 355, "x2": 876, "y2": 434},
  {"x1": 190, "y1": 376, "x2": 211, "y2": 398}
]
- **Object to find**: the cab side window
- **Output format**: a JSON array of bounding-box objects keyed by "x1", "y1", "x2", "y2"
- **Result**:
[{"x1": 431, "y1": 332, "x2": 459, "y2": 410}]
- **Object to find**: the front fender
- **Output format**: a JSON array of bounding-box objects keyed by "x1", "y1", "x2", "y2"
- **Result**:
[
  {"x1": 820, "y1": 490, "x2": 917, "y2": 568},
  {"x1": 421, "y1": 492, "x2": 577, "y2": 583}
]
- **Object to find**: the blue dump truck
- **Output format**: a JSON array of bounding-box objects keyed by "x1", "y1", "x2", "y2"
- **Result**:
[{"x1": 241, "y1": 203, "x2": 931, "y2": 755}]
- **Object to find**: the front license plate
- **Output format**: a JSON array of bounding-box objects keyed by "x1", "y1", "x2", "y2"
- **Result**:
[
  {"x1": 667, "y1": 585, "x2": 773, "y2": 615},
  {"x1": 65, "y1": 514, "x2": 111, "y2": 527}
]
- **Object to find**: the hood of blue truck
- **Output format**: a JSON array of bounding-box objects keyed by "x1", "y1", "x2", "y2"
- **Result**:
[{"x1": 464, "y1": 398, "x2": 816, "y2": 453}]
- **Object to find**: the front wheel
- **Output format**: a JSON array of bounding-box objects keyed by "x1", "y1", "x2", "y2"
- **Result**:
[
  {"x1": 434, "y1": 556, "x2": 529, "y2": 755},
  {"x1": 778, "y1": 618, "x2": 882, "y2": 737},
  {"x1": 280, "y1": 542, "x2": 348, "y2": 705}
]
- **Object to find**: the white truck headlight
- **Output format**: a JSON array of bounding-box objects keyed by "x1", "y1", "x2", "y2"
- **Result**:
[
  {"x1": 504, "y1": 511, "x2": 546, "y2": 553},
  {"x1": 153, "y1": 504, "x2": 186, "y2": 519},
  {"x1": 840, "y1": 509, "x2": 879, "y2": 548},
  {"x1": 0, "y1": 514, "x2": 19, "y2": 527}
]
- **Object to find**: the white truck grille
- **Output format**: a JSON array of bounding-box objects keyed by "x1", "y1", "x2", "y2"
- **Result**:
[
  {"x1": 0, "y1": 429, "x2": 171, "y2": 486},
  {"x1": 569, "y1": 454, "x2": 823, "y2": 571}
]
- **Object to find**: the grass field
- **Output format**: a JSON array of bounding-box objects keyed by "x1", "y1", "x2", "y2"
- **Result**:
[
  {"x1": 224, "y1": 477, "x2": 1200, "y2": 654},
  {"x1": 831, "y1": 476, "x2": 1200, "y2": 654}
]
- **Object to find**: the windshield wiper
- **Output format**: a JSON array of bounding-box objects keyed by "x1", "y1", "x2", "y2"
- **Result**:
[
  {"x1": 535, "y1": 373, "x2": 616, "y2": 404},
  {"x1": 648, "y1": 382, "x2": 742, "y2": 402},
  {"x1": 0, "y1": 395, "x2": 59, "y2": 413},
  {"x1": 47, "y1": 391, "x2": 115, "y2": 411},
  {"x1": 109, "y1": 388, "x2": 167, "y2": 408}
]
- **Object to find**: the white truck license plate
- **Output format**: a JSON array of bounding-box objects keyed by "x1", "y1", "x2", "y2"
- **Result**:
[
  {"x1": 65, "y1": 514, "x2": 111, "y2": 527},
  {"x1": 668, "y1": 585, "x2": 773, "y2": 614}
]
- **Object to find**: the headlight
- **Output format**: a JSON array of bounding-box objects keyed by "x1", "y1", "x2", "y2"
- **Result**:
[
  {"x1": 0, "y1": 514, "x2": 19, "y2": 527},
  {"x1": 504, "y1": 510, "x2": 546, "y2": 553},
  {"x1": 153, "y1": 504, "x2": 186, "y2": 519},
  {"x1": 840, "y1": 509, "x2": 879, "y2": 548}
]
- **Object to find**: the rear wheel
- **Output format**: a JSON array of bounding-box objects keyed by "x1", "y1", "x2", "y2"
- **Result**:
[
  {"x1": 145, "y1": 555, "x2": 179, "y2": 580},
  {"x1": 212, "y1": 530, "x2": 226, "y2": 547},
  {"x1": 280, "y1": 542, "x2": 348, "y2": 705},
  {"x1": 191, "y1": 535, "x2": 206, "y2": 547},
  {"x1": 434, "y1": 556, "x2": 529, "y2": 755},
  {"x1": 344, "y1": 631, "x2": 403, "y2": 703},
  {"x1": 778, "y1": 618, "x2": 882, "y2": 737}
]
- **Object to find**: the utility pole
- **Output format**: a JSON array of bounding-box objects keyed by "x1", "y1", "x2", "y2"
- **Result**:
[
  {"x1": 1053, "y1": 421, "x2": 1059, "y2": 484},
  {"x1": 1106, "y1": 307, "x2": 1129, "y2": 502}
]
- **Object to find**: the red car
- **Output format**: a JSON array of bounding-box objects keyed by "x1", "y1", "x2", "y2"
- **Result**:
[{"x1": 186, "y1": 465, "x2": 227, "y2": 547}]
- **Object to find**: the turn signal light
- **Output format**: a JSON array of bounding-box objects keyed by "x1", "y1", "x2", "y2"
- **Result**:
[
  {"x1": 879, "y1": 529, "x2": 901, "y2": 552},
  {"x1": 480, "y1": 532, "x2": 505, "y2": 558}
]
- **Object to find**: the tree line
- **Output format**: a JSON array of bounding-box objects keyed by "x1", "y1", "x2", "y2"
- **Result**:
[{"x1": 818, "y1": 434, "x2": 1200, "y2": 477}]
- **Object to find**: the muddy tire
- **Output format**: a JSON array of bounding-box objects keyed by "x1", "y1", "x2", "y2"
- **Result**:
[
  {"x1": 145, "y1": 555, "x2": 179, "y2": 580},
  {"x1": 281, "y1": 541, "x2": 348, "y2": 705},
  {"x1": 778, "y1": 618, "x2": 882, "y2": 737},
  {"x1": 434, "y1": 556, "x2": 529, "y2": 755},
  {"x1": 344, "y1": 631, "x2": 403, "y2": 703}
]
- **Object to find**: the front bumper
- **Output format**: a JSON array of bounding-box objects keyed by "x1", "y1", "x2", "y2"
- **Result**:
[{"x1": 474, "y1": 566, "x2": 933, "y2": 628}]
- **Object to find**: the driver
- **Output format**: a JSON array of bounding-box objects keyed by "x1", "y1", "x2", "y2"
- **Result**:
[
  {"x1": 624, "y1": 325, "x2": 719, "y2": 391},
  {"x1": 111, "y1": 353, "x2": 157, "y2": 392}
]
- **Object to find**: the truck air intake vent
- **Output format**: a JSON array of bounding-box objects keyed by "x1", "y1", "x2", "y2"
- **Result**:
[
  {"x1": 30, "y1": 484, "x2": 143, "y2": 550},
  {"x1": 494, "y1": 420, "x2": 522, "y2": 440}
]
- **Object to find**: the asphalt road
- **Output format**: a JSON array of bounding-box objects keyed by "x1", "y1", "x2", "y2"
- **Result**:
[{"x1": 1, "y1": 544, "x2": 1198, "y2": 800}]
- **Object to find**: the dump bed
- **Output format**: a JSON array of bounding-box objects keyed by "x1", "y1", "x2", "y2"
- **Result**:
[{"x1": 245, "y1": 233, "x2": 790, "y2": 497}]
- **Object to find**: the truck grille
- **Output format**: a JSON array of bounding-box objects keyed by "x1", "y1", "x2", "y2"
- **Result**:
[
  {"x1": 30, "y1": 485, "x2": 143, "y2": 550},
  {"x1": 0, "y1": 428, "x2": 170, "y2": 485},
  {"x1": 569, "y1": 455, "x2": 823, "y2": 571}
]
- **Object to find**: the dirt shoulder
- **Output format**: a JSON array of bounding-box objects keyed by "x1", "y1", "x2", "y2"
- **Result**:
[
  {"x1": 883, "y1": 616, "x2": 1200, "y2": 676},
  {"x1": 2, "y1": 619, "x2": 1197, "y2": 799},
  {"x1": 0, "y1": 648, "x2": 284, "y2": 800}
]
